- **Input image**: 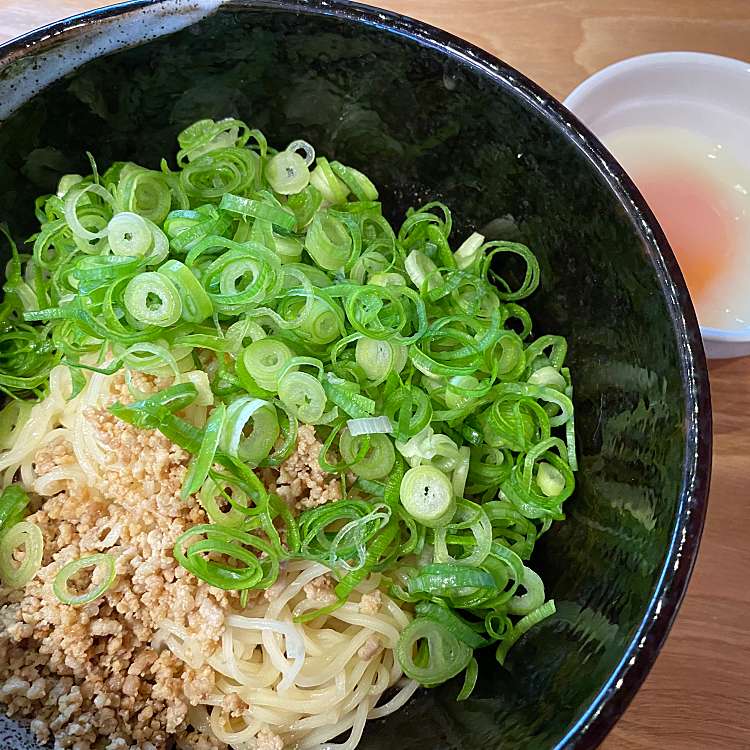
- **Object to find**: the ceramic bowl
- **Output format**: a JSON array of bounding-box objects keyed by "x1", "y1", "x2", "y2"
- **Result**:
[
  {"x1": 0, "y1": 2, "x2": 711, "y2": 748},
  {"x1": 564, "y1": 51, "x2": 750, "y2": 359}
]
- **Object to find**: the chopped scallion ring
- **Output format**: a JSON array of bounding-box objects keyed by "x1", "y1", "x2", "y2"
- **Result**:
[
  {"x1": 278, "y1": 371, "x2": 327, "y2": 424},
  {"x1": 340, "y1": 430, "x2": 395, "y2": 480},
  {"x1": 53, "y1": 554, "x2": 116, "y2": 606},
  {"x1": 399, "y1": 465, "x2": 456, "y2": 527},
  {"x1": 123, "y1": 272, "x2": 182, "y2": 327},
  {"x1": 0, "y1": 521, "x2": 43, "y2": 588},
  {"x1": 266, "y1": 150, "x2": 310, "y2": 195}
]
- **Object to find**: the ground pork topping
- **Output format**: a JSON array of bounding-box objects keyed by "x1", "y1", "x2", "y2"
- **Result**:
[
  {"x1": 221, "y1": 691, "x2": 248, "y2": 718},
  {"x1": 33, "y1": 438, "x2": 77, "y2": 479},
  {"x1": 303, "y1": 574, "x2": 337, "y2": 604},
  {"x1": 255, "y1": 727, "x2": 284, "y2": 750},
  {"x1": 269, "y1": 425, "x2": 342, "y2": 511},
  {"x1": 177, "y1": 730, "x2": 228, "y2": 750},
  {"x1": 359, "y1": 590, "x2": 382, "y2": 615},
  {"x1": 357, "y1": 636, "x2": 381, "y2": 661},
  {"x1": 0, "y1": 375, "x2": 234, "y2": 750}
]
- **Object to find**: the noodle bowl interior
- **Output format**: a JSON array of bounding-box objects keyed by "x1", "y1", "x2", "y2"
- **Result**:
[{"x1": 0, "y1": 119, "x2": 577, "y2": 749}]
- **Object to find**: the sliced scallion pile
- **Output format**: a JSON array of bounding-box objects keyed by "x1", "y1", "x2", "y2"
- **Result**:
[{"x1": 2, "y1": 117, "x2": 578, "y2": 697}]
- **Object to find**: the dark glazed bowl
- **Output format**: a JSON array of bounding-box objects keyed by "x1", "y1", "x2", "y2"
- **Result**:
[{"x1": 0, "y1": 1, "x2": 711, "y2": 748}]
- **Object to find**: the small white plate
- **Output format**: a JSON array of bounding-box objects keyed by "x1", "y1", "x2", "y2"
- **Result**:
[{"x1": 564, "y1": 52, "x2": 750, "y2": 359}]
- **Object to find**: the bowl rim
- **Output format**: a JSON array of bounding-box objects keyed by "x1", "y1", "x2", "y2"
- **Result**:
[
  {"x1": 0, "y1": 2, "x2": 712, "y2": 748},
  {"x1": 565, "y1": 50, "x2": 750, "y2": 112},
  {"x1": 564, "y1": 50, "x2": 750, "y2": 344}
]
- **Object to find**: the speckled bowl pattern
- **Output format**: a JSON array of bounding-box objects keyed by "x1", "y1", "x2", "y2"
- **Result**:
[{"x1": 0, "y1": 2, "x2": 711, "y2": 749}]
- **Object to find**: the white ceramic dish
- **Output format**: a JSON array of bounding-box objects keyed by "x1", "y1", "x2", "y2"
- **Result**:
[{"x1": 564, "y1": 51, "x2": 750, "y2": 359}]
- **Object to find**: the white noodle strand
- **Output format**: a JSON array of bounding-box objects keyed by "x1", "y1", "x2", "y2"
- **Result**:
[{"x1": 160, "y1": 563, "x2": 413, "y2": 749}]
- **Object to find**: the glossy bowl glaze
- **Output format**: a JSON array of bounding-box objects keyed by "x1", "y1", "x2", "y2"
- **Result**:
[{"x1": 0, "y1": 2, "x2": 711, "y2": 749}]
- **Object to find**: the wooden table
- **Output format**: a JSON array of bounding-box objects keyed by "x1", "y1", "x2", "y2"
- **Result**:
[{"x1": 1, "y1": 1, "x2": 749, "y2": 747}]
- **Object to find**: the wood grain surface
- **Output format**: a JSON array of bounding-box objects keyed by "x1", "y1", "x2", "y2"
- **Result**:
[{"x1": 1, "y1": 1, "x2": 749, "y2": 747}]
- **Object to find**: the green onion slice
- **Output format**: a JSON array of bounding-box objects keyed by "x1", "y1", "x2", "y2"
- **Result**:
[
  {"x1": 220, "y1": 396, "x2": 279, "y2": 466},
  {"x1": 0, "y1": 521, "x2": 43, "y2": 588},
  {"x1": 456, "y1": 657, "x2": 479, "y2": 701},
  {"x1": 396, "y1": 617, "x2": 473, "y2": 687},
  {"x1": 266, "y1": 150, "x2": 310, "y2": 195},
  {"x1": 278, "y1": 371, "x2": 326, "y2": 424},
  {"x1": 123, "y1": 272, "x2": 182, "y2": 327},
  {"x1": 53, "y1": 553, "x2": 116, "y2": 606},
  {"x1": 198, "y1": 474, "x2": 251, "y2": 528},
  {"x1": 400, "y1": 465, "x2": 456, "y2": 528},
  {"x1": 339, "y1": 429, "x2": 395, "y2": 480},
  {"x1": 0, "y1": 485, "x2": 30, "y2": 533},
  {"x1": 495, "y1": 600, "x2": 556, "y2": 665},
  {"x1": 157, "y1": 259, "x2": 212, "y2": 323},
  {"x1": 242, "y1": 338, "x2": 294, "y2": 392},
  {"x1": 346, "y1": 416, "x2": 392, "y2": 436},
  {"x1": 174, "y1": 524, "x2": 278, "y2": 591},
  {"x1": 182, "y1": 402, "x2": 226, "y2": 498}
]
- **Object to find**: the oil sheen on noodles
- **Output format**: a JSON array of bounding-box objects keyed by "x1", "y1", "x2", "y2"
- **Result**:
[
  {"x1": 0, "y1": 367, "x2": 417, "y2": 749},
  {"x1": 156, "y1": 559, "x2": 418, "y2": 750}
]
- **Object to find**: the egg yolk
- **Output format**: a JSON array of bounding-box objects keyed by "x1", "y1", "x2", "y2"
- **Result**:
[{"x1": 635, "y1": 170, "x2": 732, "y2": 300}]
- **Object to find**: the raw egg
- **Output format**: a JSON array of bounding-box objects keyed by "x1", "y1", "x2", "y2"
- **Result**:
[{"x1": 604, "y1": 125, "x2": 750, "y2": 330}]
